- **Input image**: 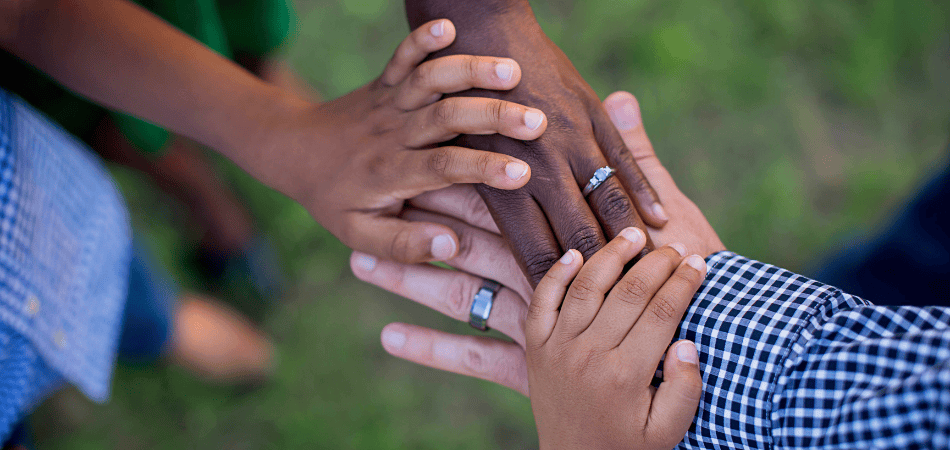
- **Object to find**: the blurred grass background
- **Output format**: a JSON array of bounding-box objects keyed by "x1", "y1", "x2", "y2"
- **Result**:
[{"x1": 32, "y1": 0, "x2": 949, "y2": 448}]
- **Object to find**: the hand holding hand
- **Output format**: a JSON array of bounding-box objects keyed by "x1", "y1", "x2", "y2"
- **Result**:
[
  {"x1": 247, "y1": 19, "x2": 548, "y2": 263},
  {"x1": 527, "y1": 233, "x2": 705, "y2": 450}
]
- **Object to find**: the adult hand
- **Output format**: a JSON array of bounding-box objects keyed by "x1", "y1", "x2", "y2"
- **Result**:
[
  {"x1": 248, "y1": 19, "x2": 549, "y2": 264},
  {"x1": 351, "y1": 91, "x2": 724, "y2": 393},
  {"x1": 405, "y1": 0, "x2": 668, "y2": 285}
]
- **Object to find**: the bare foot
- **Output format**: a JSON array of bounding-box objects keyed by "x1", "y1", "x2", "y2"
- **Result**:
[{"x1": 170, "y1": 294, "x2": 274, "y2": 384}]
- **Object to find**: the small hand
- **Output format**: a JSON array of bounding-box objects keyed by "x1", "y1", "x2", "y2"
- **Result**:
[
  {"x1": 249, "y1": 19, "x2": 549, "y2": 264},
  {"x1": 527, "y1": 233, "x2": 704, "y2": 450},
  {"x1": 351, "y1": 91, "x2": 724, "y2": 396}
]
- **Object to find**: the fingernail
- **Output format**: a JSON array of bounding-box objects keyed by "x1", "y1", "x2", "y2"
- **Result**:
[
  {"x1": 685, "y1": 255, "x2": 707, "y2": 275},
  {"x1": 505, "y1": 161, "x2": 528, "y2": 180},
  {"x1": 353, "y1": 253, "x2": 377, "y2": 272},
  {"x1": 652, "y1": 203, "x2": 669, "y2": 222},
  {"x1": 383, "y1": 329, "x2": 407, "y2": 350},
  {"x1": 495, "y1": 62, "x2": 513, "y2": 81},
  {"x1": 559, "y1": 250, "x2": 575, "y2": 265},
  {"x1": 430, "y1": 21, "x2": 445, "y2": 37},
  {"x1": 524, "y1": 109, "x2": 544, "y2": 131},
  {"x1": 676, "y1": 341, "x2": 698, "y2": 364},
  {"x1": 431, "y1": 234, "x2": 457, "y2": 260},
  {"x1": 670, "y1": 242, "x2": 687, "y2": 256},
  {"x1": 619, "y1": 227, "x2": 644, "y2": 245}
]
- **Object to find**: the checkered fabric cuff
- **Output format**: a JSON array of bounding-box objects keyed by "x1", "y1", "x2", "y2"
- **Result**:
[
  {"x1": 675, "y1": 251, "x2": 870, "y2": 449},
  {"x1": 675, "y1": 251, "x2": 950, "y2": 450}
]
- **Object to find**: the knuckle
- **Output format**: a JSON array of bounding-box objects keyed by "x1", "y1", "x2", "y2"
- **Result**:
[
  {"x1": 614, "y1": 276, "x2": 651, "y2": 304},
  {"x1": 464, "y1": 55, "x2": 481, "y2": 81},
  {"x1": 409, "y1": 62, "x2": 432, "y2": 89},
  {"x1": 474, "y1": 152, "x2": 494, "y2": 177},
  {"x1": 432, "y1": 99, "x2": 458, "y2": 127},
  {"x1": 487, "y1": 99, "x2": 507, "y2": 124},
  {"x1": 573, "y1": 347, "x2": 604, "y2": 372},
  {"x1": 649, "y1": 294, "x2": 680, "y2": 323},
  {"x1": 446, "y1": 277, "x2": 474, "y2": 318},
  {"x1": 388, "y1": 226, "x2": 414, "y2": 262},
  {"x1": 567, "y1": 275, "x2": 599, "y2": 301},
  {"x1": 524, "y1": 251, "x2": 561, "y2": 285},
  {"x1": 426, "y1": 148, "x2": 451, "y2": 177},
  {"x1": 567, "y1": 225, "x2": 603, "y2": 258},
  {"x1": 672, "y1": 267, "x2": 700, "y2": 287},
  {"x1": 462, "y1": 346, "x2": 488, "y2": 375},
  {"x1": 593, "y1": 184, "x2": 634, "y2": 222}
]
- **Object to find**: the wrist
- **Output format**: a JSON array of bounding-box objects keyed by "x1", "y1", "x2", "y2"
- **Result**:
[
  {"x1": 216, "y1": 84, "x2": 314, "y2": 196},
  {"x1": 405, "y1": 0, "x2": 532, "y2": 29}
]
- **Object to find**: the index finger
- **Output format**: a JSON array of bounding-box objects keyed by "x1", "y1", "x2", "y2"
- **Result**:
[
  {"x1": 380, "y1": 19, "x2": 457, "y2": 87},
  {"x1": 619, "y1": 255, "x2": 707, "y2": 361}
]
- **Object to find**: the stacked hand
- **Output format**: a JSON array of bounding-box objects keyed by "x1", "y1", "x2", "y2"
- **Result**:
[
  {"x1": 246, "y1": 19, "x2": 549, "y2": 264},
  {"x1": 406, "y1": 1, "x2": 670, "y2": 284},
  {"x1": 351, "y1": 92, "x2": 724, "y2": 447}
]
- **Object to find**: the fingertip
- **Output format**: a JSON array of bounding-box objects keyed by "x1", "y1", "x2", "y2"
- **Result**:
[
  {"x1": 349, "y1": 251, "x2": 378, "y2": 275},
  {"x1": 669, "y1": 242, "x2": 687, "y2": 257},
  {"x1": 428, "y1": 19, "x2": 456, "y2": 46},
  {"x1": 604, "y1": 91, "x2": 642, "y2": 132},
  {"x1": 430, "y1": 232, "x2": 458, "y2": 261},
  {"x1": 523, "y1": 108, "x2": 546, "y2": 134},
  {"x1": 604, "y1": 90, "x2": 637, "y2": 108},
  {"x1": 381, "y1": 323, "x2": 409, "y2": 353},
  {"x1": 683, "y1": 255, "x2": 707, "y2": 277},
  {"x1": 559, "y1": 249, "x2": 581, "y2": 268},
  {"x1": 493, "y1": 58, "x2": 521, "y2": 88},
  {"x1": 504, "y1": 160, "x2": 530, "y2": 183},
  {"x1": 618, "y1": 227, "x2": 646, "y2": 250},
  {"x1": 673, "y1": 340, "x2": 699, "y2": 365},
  {"x1": 649, "y1": 203, "x2": 669, "y2": 225}
]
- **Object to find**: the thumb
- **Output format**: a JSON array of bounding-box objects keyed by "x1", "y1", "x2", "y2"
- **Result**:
[
  {"x1": 648, "y1": 340, "x2": 702, "y2": 448},
  {"x1": 603, "y1": 91, "x2": 661, "y2": 170},
  {"x1": 346, "y1": 215, "x2": 460, "y2": 263}
]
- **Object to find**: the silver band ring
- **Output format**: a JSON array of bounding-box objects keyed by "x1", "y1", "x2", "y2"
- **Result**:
[
  {"x1": 469, "y1": 279, "x2": 501, "y2": 331},
  {"x1": 582, "y1": 166, "x2": 616, "y2": 197}
]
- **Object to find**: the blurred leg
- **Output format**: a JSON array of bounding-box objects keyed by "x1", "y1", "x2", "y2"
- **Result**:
[
  {"x1": 120, "y1": 242, "x2": 274, "y2": 383},
  {"x1": 814, "y1": 160, "x2": 950, "y2": 306}
]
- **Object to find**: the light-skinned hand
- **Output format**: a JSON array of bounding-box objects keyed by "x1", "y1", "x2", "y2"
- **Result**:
[
  {"x1": 247, "y1": 19, "x2": 547, "y2": 264},
  {"x1": 527, "y1": 232, "x2": 704, "y2": 450},
  {"x1": 350, "y1": 91, "x2": 724, "y2": 394}
]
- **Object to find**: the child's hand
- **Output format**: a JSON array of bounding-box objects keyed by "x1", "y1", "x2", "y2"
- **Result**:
[
  {"x1": 250, "y1": 19, "x2": 546, "y2": 264},
  {"x1": 527, "y1": 229, "x2": 706, "y2": 450}
]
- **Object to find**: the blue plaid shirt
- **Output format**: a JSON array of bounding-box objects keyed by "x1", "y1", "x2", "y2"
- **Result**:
[
  {"x1": 0, "y1": 89, "x2": 130, "y2": 440},
  {"x1": 678, "y1": 251, "x2": 950, "y2": 449}
]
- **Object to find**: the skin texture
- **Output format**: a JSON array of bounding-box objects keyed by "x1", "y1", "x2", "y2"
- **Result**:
[
  {"x1": 0, "y1": 1, "x2": 552, "y2": 265},
  {"x1": 350, "y1": 92, "x2": 725, "y2": 395},
  {"x1": 405, "y1": 0, "x2": 668, "y2": 285},
  {"x1": 527, "y1": 235, "x2": 704, "y2": 450}
]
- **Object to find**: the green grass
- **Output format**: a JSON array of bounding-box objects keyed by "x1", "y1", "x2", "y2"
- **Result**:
[{"x1": 32, "y1": 0, "x2": 949, "y2": 447}]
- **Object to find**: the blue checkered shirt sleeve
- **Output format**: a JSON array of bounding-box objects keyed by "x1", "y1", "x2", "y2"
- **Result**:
[
  {"x1": 0, "y1": 89, "x2": 130, "y2": 441},
  {"x1": 676, "y1": 251, "x2": 950, "y2": 449}
]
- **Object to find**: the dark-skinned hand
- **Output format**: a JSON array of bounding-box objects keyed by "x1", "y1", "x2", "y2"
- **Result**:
[{"x1": 405, "y1": 0, "x2": 667, "y2": 285}]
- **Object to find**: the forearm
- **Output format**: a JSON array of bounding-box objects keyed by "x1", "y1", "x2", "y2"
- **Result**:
[{"x1": 1, "y1": 0, "x2": 305, "y2": 177}]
